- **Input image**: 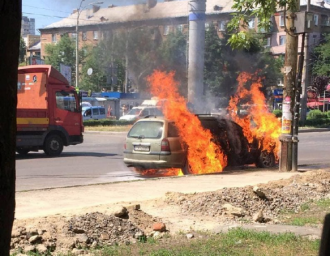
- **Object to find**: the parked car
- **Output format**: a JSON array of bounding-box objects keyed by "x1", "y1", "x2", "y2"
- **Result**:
[
  {"x1": 119, "y1": 106, "x2": 163, "y2": 121},
  {"x1": 123, "y1": 114, "x2": 276, "y2": 174},
  {"x1": 82, "y1": 106, "x2": 106, "y2": 121}
]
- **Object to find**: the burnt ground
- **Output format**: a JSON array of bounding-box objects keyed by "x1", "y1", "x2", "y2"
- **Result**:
[{"x1": 11, "y1": 169, "x2": 330, "y2": 255}]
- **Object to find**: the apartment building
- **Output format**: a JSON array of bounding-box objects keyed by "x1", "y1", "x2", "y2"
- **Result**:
[
  {"x1": 39, "y1": 0, "x2": 330, "y2": 78},
  {"x1": 21, "y1": 16, "x2": 35, "y2": 36}
]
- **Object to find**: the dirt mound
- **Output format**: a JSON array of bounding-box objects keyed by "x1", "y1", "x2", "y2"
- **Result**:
[
  {"x1": 11, "y1": 206, "x2": 163, "y2": 255},
  {"x1": 10, "y1": 170, "x2": 330, "y2": 255},
  {"x1": 164, "y1": 170, "x2": 330, "y2": 223}
]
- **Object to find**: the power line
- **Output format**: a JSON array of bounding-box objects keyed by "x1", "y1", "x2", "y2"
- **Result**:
[
  {"x1": 22, "y1": 12, "x2": 103, "y2": 23},
  {"x1": 22, "y1": 4, "x2": 71, "y2": 14}
]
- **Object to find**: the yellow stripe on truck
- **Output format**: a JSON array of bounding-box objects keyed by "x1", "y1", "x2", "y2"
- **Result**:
[{"x1": 17, "y1": 118, "x2": 49, "y2": 125}]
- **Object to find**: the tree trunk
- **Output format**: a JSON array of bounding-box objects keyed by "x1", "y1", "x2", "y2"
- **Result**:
[{"x1": 0, "y1": 1, "x2": 21, "y2": 255}]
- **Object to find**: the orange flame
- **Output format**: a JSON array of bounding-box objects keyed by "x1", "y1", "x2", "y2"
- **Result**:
[
  {"x1": 147, "y1": 70, "x2": 227, "y2": 174},
  {"x1": 227, "y1": 72, "x2": 281, "y2": 157}
]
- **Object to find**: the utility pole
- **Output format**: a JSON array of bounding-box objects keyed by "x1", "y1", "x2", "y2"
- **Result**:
[
  {"x1": 187, "y1": 0, "x2": 206, "y2": 110},
  {"x1": 279, "y1": 0, "x2": 300, "y2": 172},
  {"x1": 300, "y1": 0, "x2": 311, "y2": 124}
]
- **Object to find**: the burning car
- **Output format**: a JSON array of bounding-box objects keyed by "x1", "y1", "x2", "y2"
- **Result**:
[{"x1": 123, "y1": 114, "x2": 276, "y2": 175}]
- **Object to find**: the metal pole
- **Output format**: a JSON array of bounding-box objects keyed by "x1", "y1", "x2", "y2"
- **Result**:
[
  {"x1": 76, "y1": 0, "x2": 84, "y2": 88},
  {"x1": 279, "y1": 0, "x2": 300, "y2": 172},
  {"x1": 187, "y1": 0, "x2": 206, "y2": 111},
  {"x1": 292, "y1": 32, "x2": 305, "y2": 172},
  {"x1": 300, "y1": 0, "x2": 311, "y2": 124}
]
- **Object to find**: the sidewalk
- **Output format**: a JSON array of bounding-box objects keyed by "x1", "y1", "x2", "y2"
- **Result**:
[{"x1": 16, "y1": 169, "x2": 297, "y2": 220}]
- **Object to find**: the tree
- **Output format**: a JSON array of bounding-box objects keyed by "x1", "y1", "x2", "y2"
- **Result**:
[
  {"x1": 157, "y1": 30, "x2": 188, "y2": 95},
  {"x1": 0, "y1": 1, "x2": 21, "y2": 255},
  {"x1": 19, "y1": 36, "x2": 26, "y2": 63},
  {"x1": 203, "y1": 25, "x2": 282, "y2": 106},
  {"x1": 44, "y1": 34, "x2": 76, "y2": 84},
  {"x1": 312, "y1": 33, "x2": 330, "y2": 77}
]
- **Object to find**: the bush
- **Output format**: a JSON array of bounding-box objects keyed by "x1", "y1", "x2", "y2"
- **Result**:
[
  {"x1": 273, "y1": 109, "x2": 282, "y2": 118},
  {"x1": 304, "y1": 118, "x2": 330, "y2": 127},
  {"x1": 326, "y1": 111, "x2": 330, "y2": 119},
  {"x1": 307, "y1": 109, "x2": 327, "y2": 120},
  {"x1": 83, "y1": 119, "x2": 135, "y2": 126}
]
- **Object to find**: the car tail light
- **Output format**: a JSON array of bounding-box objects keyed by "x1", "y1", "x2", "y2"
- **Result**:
[
  {"x1": 124, "y1": 143, "x2": 126, "y2": 150},
  {"x1": 161, "y1": 138, "x2": 170, "y2": 152}
]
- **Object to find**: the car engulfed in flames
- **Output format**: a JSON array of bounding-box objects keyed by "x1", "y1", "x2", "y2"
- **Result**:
[{"x1": 123, "y1": 70, "x2": 280, "y2": 176}]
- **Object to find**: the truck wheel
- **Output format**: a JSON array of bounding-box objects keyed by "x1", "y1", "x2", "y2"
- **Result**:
[
  {"x1": 44, "y1": 134, "x2": 63, "y2": 157},
  {"x1": 16, "y1": 149, "x2": 30, "y2": 155},
  {"x1": 256, "y1": 151, "x2": 275, "y2": 168}
]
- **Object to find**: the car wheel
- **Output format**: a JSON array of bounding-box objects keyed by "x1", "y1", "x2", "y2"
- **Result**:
[
  {"x1": 43, "y1": 134, "x2": 63, "y2": 157},
  {"x1": 16, "y1": 148, "x2": 30, "y2": 156},
  {"x1": 256, "y1": 151, "x2": 275, "y2": 168},
  {"x1": 182, "y1": 159, "x2": 192, "y2": 175}
]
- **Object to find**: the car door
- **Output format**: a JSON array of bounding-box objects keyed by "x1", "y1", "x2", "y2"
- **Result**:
[
  {"x1": 92, "y1": 108, "x2": 99, "y2": 120},
  {"x1": 52, "y1": 89, "x2": 82, "y2": 136}
]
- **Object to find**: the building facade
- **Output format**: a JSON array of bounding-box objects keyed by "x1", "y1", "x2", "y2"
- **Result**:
[
  {"x1": 39, "y1": 0, "x2": 330, "y2": 92},
  {"x1": 21, "y1": 16, "x2": 35, "y2": 36}
]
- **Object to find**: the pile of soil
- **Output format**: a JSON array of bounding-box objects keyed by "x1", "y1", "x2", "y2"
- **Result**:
[{"x1": 10, "y1": 170, "x2": 330, "y2": 255}]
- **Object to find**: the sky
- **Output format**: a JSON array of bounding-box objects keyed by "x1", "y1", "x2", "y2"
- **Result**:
[{"x1": 22, "y1": 0, "x2": 164, "y2": 34}]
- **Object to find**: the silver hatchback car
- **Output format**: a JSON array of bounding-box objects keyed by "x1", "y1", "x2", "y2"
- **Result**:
[{"x1": 123, "y1": 116, "x2": 187, "y2": 171}]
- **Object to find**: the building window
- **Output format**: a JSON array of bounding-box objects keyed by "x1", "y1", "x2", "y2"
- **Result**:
[
  {"x1": 71, "y1": 33, "x2": 77, "y2": 39},
  {"x1": 93, "y1": 31, "x2": 98, "y2": 40},
  {"x1": 280, "y1": 15, "x2": 285, "y2": 27},
  {"x1": 82, "y1": 32, "x2": 87, "y2": 41},
  {"x1": 265, "y1": 37, "x2": 271, "y2": 47},
  {"x1": 279, "y1": 35, "x2": 286, "y2": 45},
  {"x1": 314, "y1": 15, "x2": 319, "y2": 26},
  {"x1": 52, "y1": 34, "x2": 57, "y2": 43},
  {"x1": 163, "y1": 25, "x2": 170, "y2": 35},
  {"x1": 218, "y1": 20, "x2": 227, "y2": 31},
  {"x1": 177, "y1": 25, "x2": 183, "y2": 32},
  {"x1": 248, "y1": 18, "x2": 255, "y2": 29}
]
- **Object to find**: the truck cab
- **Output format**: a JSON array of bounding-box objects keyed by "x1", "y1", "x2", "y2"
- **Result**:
[{"x1": 16, "y1": 65, "x2": 84, "y2": 156}]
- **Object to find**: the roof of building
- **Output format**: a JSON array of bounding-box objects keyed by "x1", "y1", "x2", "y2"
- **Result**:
[
  {"x1": 41, "y1": 0, "x2": 235, "y2": 30},
  {"x1": 28, "y1": 42, "x2": 41, "y2": 51}
]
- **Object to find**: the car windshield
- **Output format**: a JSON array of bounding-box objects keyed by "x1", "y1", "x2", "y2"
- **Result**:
[
  {"x1": 126, "y1": 108, "x2": 142, "y2": 115},
  {"x1": 128, "y1": 121, "x2": 163, "y2": 139}
]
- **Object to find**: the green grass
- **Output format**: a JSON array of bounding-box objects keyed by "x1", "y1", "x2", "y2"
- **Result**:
[
  {"x1": 280, "y1": 198, "x2": 330, "y2": 227},
  {"x1": 289, "y1": 217, "x2": 320, "y2": 226},
  {"x1": 87, "y1": 228, "x2": 319, "y2": 256}
]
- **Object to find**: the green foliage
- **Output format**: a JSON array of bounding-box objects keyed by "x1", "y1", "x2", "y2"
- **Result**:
[
  {"x1": 19, "y1": 36, "x2": 26, "y2": 63},
  {"x1": 273, "y1": 109, "x2": 282, "y2": 117},
  {"x1": 303, "y1": 118, "x2": 330, "y2": 127},
  {"x1": 203, "y1": 25, "x2": 282, "y2": 101},
  {"x1": 44, "y1": 34, "x2": 76, "y2": 85},
  {"x1": 307, "y1": 109, "x2": 327, "y2": 119},
  {"x1": 327, "y1": 111, "x2": 330, "y2": 119},
  {"x1": 289, "y1": 217, "x2": 320, "y2": 226},
  {"x1": 83, "y1": 119, "x2": 134, "y2": 127},
  {"x1": 228, "y1": 0, "x2": 299, "y2": 49},
  {"x1": 157, "y1": 31, "x2": 188, "y2": 95},
  {"x1": 312, "y1": 33, "x2": 330, "y2": 77}
]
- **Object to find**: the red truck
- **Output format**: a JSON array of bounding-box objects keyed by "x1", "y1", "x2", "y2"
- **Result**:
[{"x1": 16, "y1": 65, "x2": 84, "y2": 156}]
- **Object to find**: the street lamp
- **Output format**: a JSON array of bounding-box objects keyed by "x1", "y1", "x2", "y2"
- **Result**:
[{"x1": 75, "y1": 0, "x2": 103, "y2": 88}]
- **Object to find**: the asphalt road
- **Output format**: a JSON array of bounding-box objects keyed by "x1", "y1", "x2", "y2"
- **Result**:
[{"x1": 16, "y1": 131, "x2": 330, "y2": 191}]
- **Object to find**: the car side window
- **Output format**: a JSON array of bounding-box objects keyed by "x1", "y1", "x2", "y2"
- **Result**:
[
  {"x1": 92, "y1": 108, "x2": 99, "y2": 116},
  {"x1": 85, "y1": 109, "x2": 91, "y2": 117},
  {"x1": 168, "y1": 122, "x2": 179, "y2": 137},
  {"x1": 141, "y1": 109, "x2": 149, "y2": 116},
  {"x1": 100, "y1": 108, "x2": 105, "y2": 115}
]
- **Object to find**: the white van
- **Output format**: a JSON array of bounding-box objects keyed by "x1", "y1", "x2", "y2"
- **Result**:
[
  {"x1": 82, "y1": 106, "x2": 107, "y2": 121},
  {"x1": 119, "y1": 106, "x2": 163, "y2": 121}
]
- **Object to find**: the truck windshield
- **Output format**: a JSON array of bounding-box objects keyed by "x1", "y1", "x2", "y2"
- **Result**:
[{"x1": 56, "y1": 91, "x2": 77, "y2": 112}]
